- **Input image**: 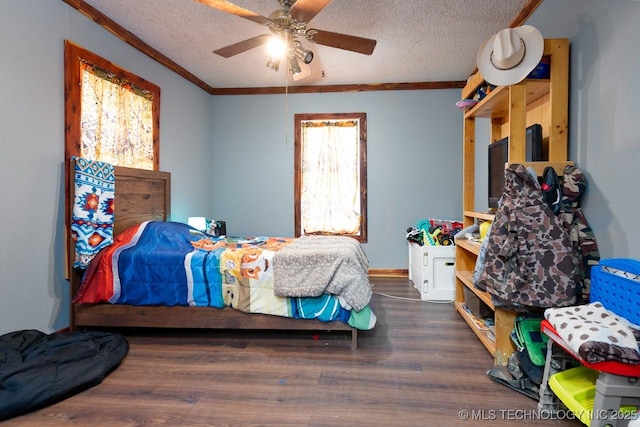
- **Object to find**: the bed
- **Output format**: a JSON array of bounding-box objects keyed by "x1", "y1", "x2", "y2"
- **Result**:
[{"x1": 66, "y1": 159, "x2": 375, "y2": 349}]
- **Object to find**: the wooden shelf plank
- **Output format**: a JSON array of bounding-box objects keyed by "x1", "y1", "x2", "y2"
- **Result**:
[
  {"x1": 463, "y1": 210, "x2": 495, "y2": 221},
  {"x1": 510, "y1": 161, "x2": 574, "y2": 176},
  {"x1": 464, "y1": 80, "x2": 550, "y2": 120},
  {"x1": 456, "y1": 270, "x2": 494, "y2": 309},
  {"x1": 454, "y1": 301, "x2": 496, "y2": 355},
  {"x1": 455, "y1": 238, "x2": 482, "y2": 255}
]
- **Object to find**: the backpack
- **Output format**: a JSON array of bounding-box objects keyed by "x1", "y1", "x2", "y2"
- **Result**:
[{"x1": 541, "y1": 166, "x2": 561, "y2": 214}]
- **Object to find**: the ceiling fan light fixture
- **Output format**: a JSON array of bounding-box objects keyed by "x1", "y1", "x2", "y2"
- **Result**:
[
  {"x1": 293, "y1": 42, "x2": 314, "y2": 64},
  {"x1": 266, "y1": 35, "x2": 287, "y2": 59},
  {"x1": 288, "y1": 55, "x2": 302, "y2": 75},
  {"x1": 205, "y1": 0, "x2": 378, "y2": 79},
  {"x1": 291, "y1": 59, "x2": 311, "y2": 81},
  {"x1": 266, "y1": 57, "x2": 281, "y2": 71}
]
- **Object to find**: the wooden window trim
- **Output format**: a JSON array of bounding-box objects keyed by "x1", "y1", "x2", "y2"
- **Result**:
[
  {"x1": 294, "y1": 112, "x2": 368, "y2": 243},
  {"x1": 64, "y1": 40, "x2": 160, "y2": 169}
]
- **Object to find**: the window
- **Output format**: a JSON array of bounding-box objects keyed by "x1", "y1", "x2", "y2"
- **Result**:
[
  {"x1": 64, "y1": 40, "x2": 160, "y2": 169},
  {"x1": 294, "y1": 113, "x2": 367, "y2": 242}
]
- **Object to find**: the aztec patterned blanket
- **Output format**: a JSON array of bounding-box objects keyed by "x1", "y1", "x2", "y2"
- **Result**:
[
  {"x1": 74, "y1": 221, "x2": 376, "y2": 330},
  {"x1": 70, "y1": 157, "x2": 115, "y2": 269}
]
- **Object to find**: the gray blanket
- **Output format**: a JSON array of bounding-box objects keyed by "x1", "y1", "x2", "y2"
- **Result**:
[{"x1": 272, "y1": 235, "x2": 372, "y2": 311}]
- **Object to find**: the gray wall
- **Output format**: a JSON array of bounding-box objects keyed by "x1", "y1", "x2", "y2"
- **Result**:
[
  {"x1": 527, "y1": 0, "x2": 640, "y2": 259},
  {"x1": 0, "y1": 1, "x2": 213, "y2": 335},
  {"x1": 1, "y1": 0, "x2": 638, "y2": 335},
  {"x1": 209, "y1": 90, "x2": 463, "y2": 268}
]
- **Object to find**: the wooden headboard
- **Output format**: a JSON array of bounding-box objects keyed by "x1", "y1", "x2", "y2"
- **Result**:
[
  {"x1": 106, "y1": 165, "x2": 171, "y2": 234},
  {"x1": 66, "y1": 159, "x2": 171, "y2": 296}
]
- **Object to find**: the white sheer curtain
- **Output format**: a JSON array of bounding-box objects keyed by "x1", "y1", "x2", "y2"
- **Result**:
[
  {"x1": 300, "y1": 120, "x2": 361, "y2": 235},
  {"x1": 80, "y1": 61, "x2": 155, "y2": 169}
]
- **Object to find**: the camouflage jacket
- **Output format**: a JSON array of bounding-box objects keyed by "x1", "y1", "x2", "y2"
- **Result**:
[
  {"x1": 477, "y1": 164, "x2": 577, "y2": 309},
  {"x1": 558, "y1": 165, "x2": 600, "y2": 304}
]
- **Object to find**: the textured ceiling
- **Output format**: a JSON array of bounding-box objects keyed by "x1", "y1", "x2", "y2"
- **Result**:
[{"x1": 81, "y1": 0, "x2": 533, "y2": 89}]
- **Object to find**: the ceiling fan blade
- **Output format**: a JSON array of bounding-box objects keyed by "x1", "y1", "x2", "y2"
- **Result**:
[
  {"x1": 193, "y1": 0, "x2": 270, "y2": 25},
  {"x1": 213, "y1": 34, "x2": 272, "y2": 58},
  {"x1": 290, "y1": 0, "x2": 333, "y2": 23},
  {"x1": 310, "y1": 30, "x2": 377, "y2": 55}
]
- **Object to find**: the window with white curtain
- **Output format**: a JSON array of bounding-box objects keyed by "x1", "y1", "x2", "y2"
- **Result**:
[
  {"x1": 64, "y1": 40, "x2": 160, "y2": 170},
  {"x1": 294, "y1": 113, "x2": 367, "y2": 242}
]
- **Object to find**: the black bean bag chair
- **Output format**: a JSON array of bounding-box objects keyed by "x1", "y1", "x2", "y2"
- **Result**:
[{"x1": 0, "y1": 329, "x2": 128, "y2": 421}]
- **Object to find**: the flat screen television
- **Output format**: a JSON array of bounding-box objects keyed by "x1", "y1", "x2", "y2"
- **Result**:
[{"x1": 488, "y1": 123, "x2": 543, "y2": 210}]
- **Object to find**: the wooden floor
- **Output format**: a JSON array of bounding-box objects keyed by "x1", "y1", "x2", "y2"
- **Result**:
[{"x1": 7, "y1": 277, "x2": 581, "y2": 426}]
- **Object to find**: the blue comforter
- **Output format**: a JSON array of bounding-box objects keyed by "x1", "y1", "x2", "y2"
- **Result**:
[{"x1": 74, "y1": 221, "x2": 376, "y2": 330}]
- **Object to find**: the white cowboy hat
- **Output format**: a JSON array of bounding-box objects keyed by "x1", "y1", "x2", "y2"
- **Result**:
[{"x1": 476, "y1": 25, "x2": 544, "y2": 86}]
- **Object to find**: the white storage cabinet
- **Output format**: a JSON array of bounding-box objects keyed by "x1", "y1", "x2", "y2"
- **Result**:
[{"x1": 408, "y1": 242, "x2": 456, "y2": 302}]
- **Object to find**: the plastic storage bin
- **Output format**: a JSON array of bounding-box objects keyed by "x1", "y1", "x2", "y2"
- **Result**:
[
  {"x1": 549, "y1": 366, "x2": 600, "y2": 425},
  {"x1": 408, "y1": 243, "x2": 455, "y2": 301},
  {"x1": 591, "y1": 258, "x2": 640, "y2": 324},
  {"x1": 549, "y1": 366, "x2": 638, "y2": 426}
]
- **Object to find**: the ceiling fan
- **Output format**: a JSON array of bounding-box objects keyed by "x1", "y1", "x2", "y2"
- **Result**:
[{"x1": 194, "y1": 0, "x2": 377, "y2": 79}]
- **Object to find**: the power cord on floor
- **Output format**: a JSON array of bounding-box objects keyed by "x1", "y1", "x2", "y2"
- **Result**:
[{"x1": 372, "y1": 290, "x2": 454, "y2": 304}]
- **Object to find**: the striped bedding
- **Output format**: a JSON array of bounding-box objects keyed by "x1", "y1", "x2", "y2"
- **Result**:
[{"x1": 74, "y1": 221, "x2": 376, "y2": 330}]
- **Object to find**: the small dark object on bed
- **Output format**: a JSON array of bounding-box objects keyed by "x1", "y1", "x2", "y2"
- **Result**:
[{"x1": 209, "y1": 220, "x2": 226, "y2": 236}]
